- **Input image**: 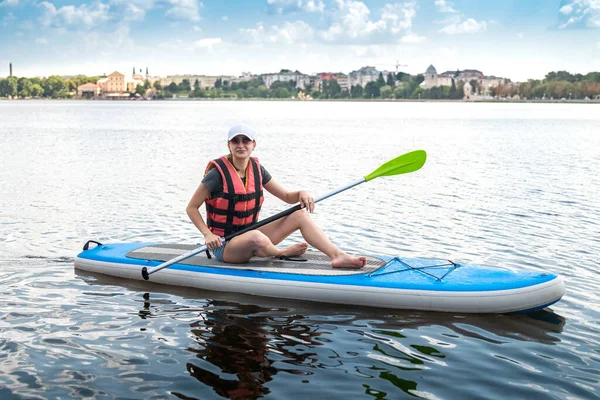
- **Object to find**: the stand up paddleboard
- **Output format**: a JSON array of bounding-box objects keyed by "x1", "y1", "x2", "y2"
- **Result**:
[{"x1": 75, "y1": 242, "x2": 564, "y2": 313}]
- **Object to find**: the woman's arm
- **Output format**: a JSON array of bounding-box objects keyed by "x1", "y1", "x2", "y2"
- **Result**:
[
  {"x1": 186, "y1": 183, "x2": 223, "y2": 248},
  {"x1": 264, "y1": 179, "x2": 315, "y2": 212}
]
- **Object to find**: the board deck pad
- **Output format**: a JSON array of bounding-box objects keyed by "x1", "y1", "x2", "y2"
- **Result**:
[{"x1": 126, "y1": 244, "x2": 387, "y2": 276}]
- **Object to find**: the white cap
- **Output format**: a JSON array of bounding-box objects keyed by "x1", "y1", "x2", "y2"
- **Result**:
[{"x1": 227, "y1": 124, "x2": 256, "y2": 141}]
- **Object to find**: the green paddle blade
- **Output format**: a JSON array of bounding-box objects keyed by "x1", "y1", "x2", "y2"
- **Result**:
[{"x1": 364, "y1": 150, "x2": 427, "y2": 182}]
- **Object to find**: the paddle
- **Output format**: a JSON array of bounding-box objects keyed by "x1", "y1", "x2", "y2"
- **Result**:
[{"x1": 141, "y1": 149, "x2": 427, "y2": 280}]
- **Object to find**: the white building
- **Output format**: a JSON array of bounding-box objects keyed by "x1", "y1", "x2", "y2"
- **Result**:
[
  {"x1": 260, "y1": 71, "x2": 308, "y2": 89},
  {"x1": 161, "y1": 75, "x2": 241, "y2": 90},
  {"x1": 348, "y1": 66, "x2": 381, "y2": 88},
  {"x1": 420, "y1": 65, "x2": 453, "y2": 88},
  {"x1": 420, "y1": 64, "x2": 508, "y2": 96},
  {"x1": 96, "y1": 71, "x2": 144, "y2": 95}
]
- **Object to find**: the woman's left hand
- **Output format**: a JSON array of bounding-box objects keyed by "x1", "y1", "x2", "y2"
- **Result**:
[{"x1": 298, "y1": 190, "x2": 315, "y2": 213}]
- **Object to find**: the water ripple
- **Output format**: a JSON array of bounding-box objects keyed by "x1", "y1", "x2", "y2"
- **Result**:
[{"x1": 1, "y1": 101, "x2": 599, "y2": 399}]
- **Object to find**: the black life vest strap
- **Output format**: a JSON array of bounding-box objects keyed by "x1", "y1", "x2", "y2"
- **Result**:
[
  {"x1": 210, "y1": 190, "x2": 264, "y2": 203},
  {"x1": 206, "y1": 219, "x2": 254, "y2": 233},
  {"x1": 250, "y1": 158, "x2": 262, "y2": 224},
  {"x1": 206, "y1": 203, "x2": 262, "y2": 218}
]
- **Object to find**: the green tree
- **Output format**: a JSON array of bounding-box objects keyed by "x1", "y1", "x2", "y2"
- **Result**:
[
  {"x1": 43, "y1": 76, "x2": 66, "y2": 98},
  {"x1": 413, "y1": 74, "x2": 425, "y2": 85},
  {"x1": 258, "y1": 86, "x2": 269, "y2": 98},
  {"x1": 178, "y1": 79, "x2": 191, "y2": 91},
  {"x1": 380, "y1": 85, "x2": 393, "y2": 99},
  {"x1": 4, "y1": 76, "x2": 18, "y2": 97},
  {"x1": 545, "y1": 71, "x2": 576, "y2": 83},
  {"x1": 247, "y1": 87, "x2": 258, "y2": 98},
  {"x1": 19, "y1": 79, "x2": 33, "y2": 97},
  {"x1": 215, "y1": 78, "x2": 222, "y2": 89},
  {"x1": 154, "y1": 81, "x2": 162, "y2": 90},
  {"x1": 469, "y1": 79, "x2": 480, "y2": 95},
  {"x1": 135, "y1": 84, "x2": 146, "y2": 96},
  {"x1": 322, "y1": 79, "x2": 341, "y2": 98},
  {"x1": 393, "y1": 86, "x2": 404, "y2": 99},
  {"x1": 365, "y1": 81, "x2": 380, "y2": 98},
  {"x1": 386, "y1": 73, "x2": 395, "y2": 87},
  {"x1": 449, "y1": 79, "x2": 457, "y2": 99},
  {"x1": 30, "y1": 84, "x2": 44, "y2": 97},
  {"x1": 395, "y1": 72, "x2": 411, "y2": 82},
  {"x1": 168, "y1": 82, "x2": 179, "y2": 92},
  {"x1": 194, "y1": 79, "x2": 200, "y2": 90},
  {"x1": 376, "y1": 72, "x2": 386, "y2": 87},
  {"x1": 350, "y1": 84, "x2": 363, "y2": 98},
  {"x1": 144, "y1": 79, "x2": 151, "y2": 89},
  {"x1": 274, "y1": 87, "x2": 290, "y2": 98}
]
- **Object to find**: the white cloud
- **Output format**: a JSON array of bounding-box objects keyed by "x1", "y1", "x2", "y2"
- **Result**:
[
  {"x1": 517, "y1": 32, "x2": 524, "y2": 39},
  {"x1": 242, "y1": 21, "x2": 314, "y2": 44},
  {"x1": 399, "y1": 32, "x2": 426, "y2": 44},
  {"x1": 559, "y1": 4, "x2": 574, "y2": 14},
  {"x1": 166, "y1": 0, "x2": 202, "y2": 22},
  {"x1": 440, "y1": 18, "x2": 487, "y2": 34},
  {"x1": 125, "y1": 4, "x2": 145, "y2": 21},
  {"x1": 193, "y1": 25, "x2": 201, "y2": 31},
  {"x1": 435, "y1": 0, "x2": 456, "y2": 13},
  {"x1": 381, "y1": 2, "x2": 416, "y2": 33},
  {"x1": 36, "y1": 37, "x2": 48, "y2": 44},
  {"x1": 267, "y1": 0, "x2": 325, "y2": 14},
  {"x1": 327, "y1": 0, "x2": 385, "y2": 39},
  {"x1": 321, "y1": 0, "x2": 416, "y2": 42},
  {"x1": 558, "y1": 0, "x2": 600, "y2": 28},
  {"x1": 221, "y1": 15, "x2": 228, "y2": 21},
  {"x1": 38, "y1": 1, "x2": 111, "y2": 29},
  {"x1": 0, "y1": 0, "x2": 19, "y2": 7},
  {"x1": 194, "y1": 37, "x2": 222, "y2": 50}
]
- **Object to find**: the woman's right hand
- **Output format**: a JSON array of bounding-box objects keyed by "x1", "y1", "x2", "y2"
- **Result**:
[{"x1": 204, "y1": 232, "x2": 223, "y2": 250}]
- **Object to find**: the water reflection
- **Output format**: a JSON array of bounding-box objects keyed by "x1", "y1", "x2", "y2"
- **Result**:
[
  {"x1": 115, "y1": 271, "x2": 566, "y2": 399},
  {"x1": 73, "y1": 270, "x2": 569, "y2": 398},
  {"x1": 185, "y1": 302, "x2": 277, "y2": 399}
]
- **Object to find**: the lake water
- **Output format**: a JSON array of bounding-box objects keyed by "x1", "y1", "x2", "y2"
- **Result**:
[{"x1": 1, "y1": 100, "x2": 599, "y2": 399}]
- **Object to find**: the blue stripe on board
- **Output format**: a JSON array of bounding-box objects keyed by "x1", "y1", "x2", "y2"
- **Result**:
[{"x1": 77, "y1": 243, "x2": 558, "y2": 292}]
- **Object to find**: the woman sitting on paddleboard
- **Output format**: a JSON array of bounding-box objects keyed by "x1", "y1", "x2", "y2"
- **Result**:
[{"x1": 186, "y1": 124, "x2": 367, "y2": 269}]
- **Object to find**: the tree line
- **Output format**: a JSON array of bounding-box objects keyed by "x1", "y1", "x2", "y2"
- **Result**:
[
  {"x1": 0, "y1": 75, "x2": 101, "y2": 98},
  {"x1": 2, "y1": 70, "x2": 599, "y2": 100}
]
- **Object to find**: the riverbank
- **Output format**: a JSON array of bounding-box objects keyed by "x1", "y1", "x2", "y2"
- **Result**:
[{"x1": 2, "y1": 96, "x2": 599, "y2": 104}]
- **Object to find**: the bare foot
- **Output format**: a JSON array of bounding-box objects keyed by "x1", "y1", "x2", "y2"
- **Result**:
[
  {"x1": 280, "y1": 242, "x2": 308, "y2": 257},
  {"x1": 332, "y1": 253, "x2": 367, "y2": 269}
]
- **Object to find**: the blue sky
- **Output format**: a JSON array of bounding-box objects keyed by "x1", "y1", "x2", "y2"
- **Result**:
[{"x1": 0, "y1": 0, "x2": 599, "y2": 81}]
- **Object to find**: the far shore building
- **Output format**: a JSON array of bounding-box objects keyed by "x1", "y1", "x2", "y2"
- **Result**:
[
  {"x1": 96, "y1": 71, "x2": 145, "y2": 97},
  {"x1": 160, "y1": 75, "x2": 246, "y2": 90},
  {"x1": 260, "y1": 71, "x2": 309, "y2": 89},
  {"x1": 348, "y1": 66, "x2": 381, "y2": 88},
  {"x1": 314, "y1": 72, "x2": 350, "y2": 92},
  {"x1": 420, "y1": 64, "x2": 507, "y2": 96},
  {"x1": 77, "y1": 82, "x2": 101, "y2": 97}
]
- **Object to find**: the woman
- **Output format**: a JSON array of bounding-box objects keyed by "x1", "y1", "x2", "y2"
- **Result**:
[{"x1": 186, "y1": 124, "x2": 367, "y2": 269}]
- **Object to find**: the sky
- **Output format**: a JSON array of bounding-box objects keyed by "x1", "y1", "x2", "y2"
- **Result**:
[{"x1": 0, "y1": 0, "x2": 599, "y2": 81}]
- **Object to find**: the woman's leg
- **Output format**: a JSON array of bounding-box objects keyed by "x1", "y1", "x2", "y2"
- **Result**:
[
  {"x1": 259, "y1": 210, "x2": 367, "y2": 268},
  {"x1": 222, "y1": 230, "x2": 308, "y2": 263}
]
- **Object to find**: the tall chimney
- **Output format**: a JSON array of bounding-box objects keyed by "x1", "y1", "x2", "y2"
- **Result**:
[{"x1": 9, "y1": 63, "x2": 12, "y2": 77}]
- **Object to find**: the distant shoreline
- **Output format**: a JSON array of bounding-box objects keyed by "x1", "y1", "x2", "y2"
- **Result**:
[{"x1": 1, "y1": 97, "x2": 599, "y2": 104}]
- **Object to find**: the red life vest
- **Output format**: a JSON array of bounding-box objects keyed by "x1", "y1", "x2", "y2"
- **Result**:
[{"x1": 204, "y1": 156, "x2": 264, "y2": 237}]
